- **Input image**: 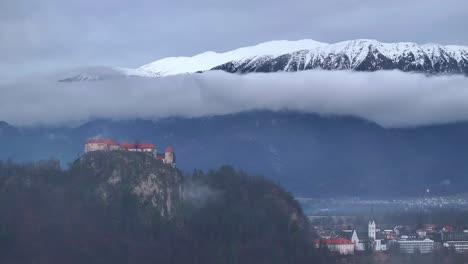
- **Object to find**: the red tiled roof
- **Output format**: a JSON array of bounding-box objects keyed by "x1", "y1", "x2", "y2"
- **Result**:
[
  {"x1": 165, "y1": 146, "x2": 173, "y2": 153},
  {"x1": 121, "y1": 142, "x2": 137, "y2": 149},
  {"x1": 139, "y1": 143, "x2": 156, "y2": 149},
  {"x1": 121, "y1": 142, "x2": 157, "y2": 149},
  {"x1": 314, "y1": 238, "x2": 354, "y2": 245},
  {"x1": 86, "y1": 138, "x2": 118, "y2": 145},
  {"x1": 87, "y1": 139, "x2": 159, "y2": 151}
]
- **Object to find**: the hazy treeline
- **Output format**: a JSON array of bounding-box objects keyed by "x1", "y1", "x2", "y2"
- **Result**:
[
  {"x1": 0, "y1": 159, "x2": 328, "y2": 264},
  {"x1": 4, "y1": 157, "x2": 468, "y2": 263}
]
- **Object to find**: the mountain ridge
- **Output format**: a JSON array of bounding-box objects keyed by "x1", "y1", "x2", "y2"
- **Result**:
[
  {"x1": 59, "y1": 39, "x2": 468, "y2": 81},
  {"x1": 212, "y1": 39, "x2": 468, "y2": 74},
  {"x1": 138, "y1": 39, "x2": 328, "y2": 76}
]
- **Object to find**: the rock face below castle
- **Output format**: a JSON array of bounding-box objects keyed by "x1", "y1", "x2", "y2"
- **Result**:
[{"x1": 73, "y1": 151, "x2": 183, "y2": 218}]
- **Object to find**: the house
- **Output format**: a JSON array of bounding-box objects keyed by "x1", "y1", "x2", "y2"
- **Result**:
[
  {"x1": 374, "y1": 237, "x2": 387, "y2": 251},
  {"x1": 416, "y1": 228, "x2": 427, "y2": 238},
  {"x1": 313, "y1": 226, "x2": 334, "y2": 239},
  {"x1": 425, "y1": 224, "x2": 437, "y2": 232},
  {"x1": 314, "y1": 238, "x2": 355, "y2": 255},
  {"x1": 383, "y1": 230, "x2": 398, "y2": 240},
  {"x1": 443, "y1": 225, "x2": 454, "y2": 232}
]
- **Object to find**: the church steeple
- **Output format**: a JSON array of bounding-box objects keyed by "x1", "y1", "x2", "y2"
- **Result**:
[{"x1": 368, "y1": 220, "x2": 376, "y2": 240}]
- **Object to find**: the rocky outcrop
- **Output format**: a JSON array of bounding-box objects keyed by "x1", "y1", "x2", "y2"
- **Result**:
[{"x1": 73, "y1": 151, "x2": 183, "y2": 218}]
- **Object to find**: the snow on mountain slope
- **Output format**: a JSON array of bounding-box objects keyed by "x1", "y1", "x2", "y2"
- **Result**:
[
  {"x1": 58, "y1": 66, "x2": 156, "y2": 82},
  {"x1": 59, "y1": 39, "x2": 468, "y2": 82},
  {"x1": 213, "y1": 39, "x2": 468, "y2": 74},
  {"x1": 138, "y1": 39, "x2": 328, "y2": 76}
]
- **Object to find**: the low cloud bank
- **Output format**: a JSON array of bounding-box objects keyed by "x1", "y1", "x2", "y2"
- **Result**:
[{"x1": 1, "y1": 70, "x2": 468, "y2": 127}]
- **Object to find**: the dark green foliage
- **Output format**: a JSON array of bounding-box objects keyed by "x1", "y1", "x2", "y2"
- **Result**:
[
  {"x1": 0, "y1": 155, "x2": 321, "y2": 264},
  {"x1": 180, "y1": 166, "x2": 316, "y2": 264}
]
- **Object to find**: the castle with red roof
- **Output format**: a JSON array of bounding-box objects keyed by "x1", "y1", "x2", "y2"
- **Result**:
[{"x1": 84, "y1": 138, "x2": 175, "y2": 167}]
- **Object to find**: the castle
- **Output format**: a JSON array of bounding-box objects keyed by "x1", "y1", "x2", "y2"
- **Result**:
[{"x1": 84, "y1": 138, "x2": 175, "y2": 166}]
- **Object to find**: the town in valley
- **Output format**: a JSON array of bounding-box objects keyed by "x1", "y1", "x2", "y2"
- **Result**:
[{"x1": 313, "y1": 218, "x2": 468, "y2": 257}]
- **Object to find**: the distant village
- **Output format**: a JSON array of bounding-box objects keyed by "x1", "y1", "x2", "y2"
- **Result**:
[
  {"x1": 313, "y1": 220, "x2": 468, "y2": 256},
  {"x1": 84, "y1": 138, "x2": 176, "y2": 167}
]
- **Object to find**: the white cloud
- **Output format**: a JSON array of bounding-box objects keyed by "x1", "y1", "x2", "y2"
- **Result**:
[{"x1": 1, "y1": 70, "x2": 468, "y2": 128}]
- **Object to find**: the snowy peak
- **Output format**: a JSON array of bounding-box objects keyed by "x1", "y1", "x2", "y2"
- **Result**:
[
  {"x1": 213, "y1": 39, "x2": 468, "y2": 74},
  {"x1": 59, "y1": 39, "x2": 468, "y2": 82},
  {"x1": 58, "y1": 67, "x2": 156, "y2": 82},
  {"x1": 138, "y1": 39, "x2": 328, "y2": 76}
]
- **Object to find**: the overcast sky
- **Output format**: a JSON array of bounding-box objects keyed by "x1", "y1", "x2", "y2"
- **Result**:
[{"x1": 1, "y1": 0, "x2": 468, "y2": 80}]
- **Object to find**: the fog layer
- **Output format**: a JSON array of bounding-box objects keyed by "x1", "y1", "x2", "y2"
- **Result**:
[{"x1": 1, "y1": 70, "x2": 468, "y2": 128}]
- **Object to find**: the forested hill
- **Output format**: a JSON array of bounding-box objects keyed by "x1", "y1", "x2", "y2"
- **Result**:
[{"x1": 0, "y1": 152, "x2": 319, "y2": 264}]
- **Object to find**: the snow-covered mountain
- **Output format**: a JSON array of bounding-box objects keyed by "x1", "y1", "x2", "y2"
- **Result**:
[
  {"x1": 60, "y1": 39, "x2": 468, "y2": 81},
  {"x1": 58, "y1": 66, "x2": 156, "y2": 82},
  {"x1": 138, "y1": 39, "x2": 327, "y2": 76},
  {"x1": 212, "y1": 39, "x2": 468, "y2": 74}
]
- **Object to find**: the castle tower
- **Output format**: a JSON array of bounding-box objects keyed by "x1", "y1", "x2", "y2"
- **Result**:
[
  {"x1": 164, "y1": 146, "x2": 175, "y2": 165},
  {"x1": 368, "y1": 220, "x2": 376, "y2": 240}
]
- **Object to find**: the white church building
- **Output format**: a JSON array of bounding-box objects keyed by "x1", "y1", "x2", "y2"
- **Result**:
[{"x1": 342, "y1": 220, "x2": 387, "y2": 252}]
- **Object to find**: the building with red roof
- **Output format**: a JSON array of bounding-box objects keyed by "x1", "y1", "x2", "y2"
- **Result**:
[
  {"x1": 314, "y1": 238, "x2": 355, "y2": 255},
  {"x1": 416, "y1": 228, "x2": 427, "y2": 238},
  {"x1": 139, "y1": 143, "x2": 157, "y2": 153},
  {"x1": 120, "y1": 142, "x2": 136, "y2": 150},
  {"x1": 443, "y1": 225, "x2": 454, "y2": 232},
  {"x1": 120, "y1": 142, "x2": 157, "y2": 153},
  {"x1": 84, "y1": 138, "x2": 175, "y2": 167}
]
